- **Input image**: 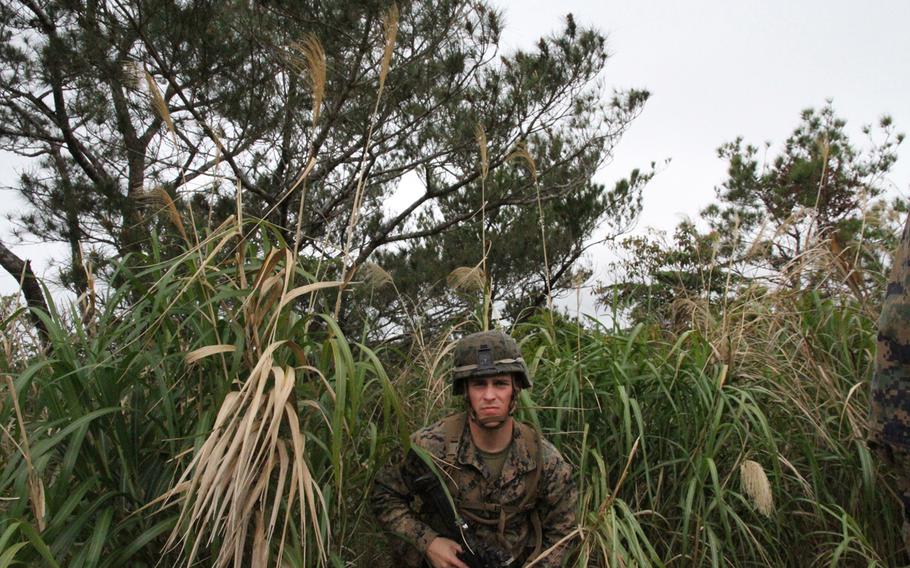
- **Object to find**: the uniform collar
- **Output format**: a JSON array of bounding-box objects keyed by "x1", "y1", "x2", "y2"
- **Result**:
[{"x1": 456, "y1": 414, "x2": 536, "y2": 484}]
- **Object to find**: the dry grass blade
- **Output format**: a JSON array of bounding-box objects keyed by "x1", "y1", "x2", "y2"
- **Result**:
[
  {"x1": 404, "y1": 326, "x2": 464, "y2": 421},
  {"x1": 358, "y1": 262, "x2": 393, "y2": 288},
  {"x1": 290, "y1": 156, "x2": 318, "y2": 249},
  {"x1": 27, "y1": 470, "x2": 46, "y2": 532},
  {"x1": 447, "y1": 266, "x2": 486, "y2": 292},
  {"x1": 475, "y1": 123, "x2": 491, "y2": 326},
  {"x1": 141, "y1": 186, "x2": 189, "y2": 243},
  {"x1": 252, "y1": 509, "x2": 268, "y2": 567},
  {"x1": 278, "y1": 280, "x2": 344, "y2": 311},
  {"x1": 509, "y1": 141, "x2": 551, "y2": 311},
  {"x1": 333, "y1": 3, "x2": 400, "y2": 317},
  {"x1": 828, "y1": 235, "x2": 865, "y2": 300},
  {"x1": 290, "y1": 34, "x2": 326, "y2": 126},
  {"x1": 508, "y1": 141, "x2": 538, "y2": 183},
  {"x1": 2, "y1": 374, "x2": 45, "y2": 531},
  {"x1": 777, "y1": 454, "x2": 814, "y2": 499},
  {"x1": 524, "y1": 527, "x2": 582, "y2": 568},
  {"x1": 599, "y1": 436, "x2": 640, "y2": 515},
  {"x1": 285, "y1": 398, "x2": 328, "y2": 562},
  {"x1": 144, "y1": 70, "x2": 176, "y2": 137},
  {"x1": 185, "y1": 344, "x2": 237, "y2": 365},
  {"x1": 77, "y1": 250, "x2": 97, "y2": 326},
  {"x1": 378, "y1": 3, "x2": 399, "y2": 92},
  {"x1": 740, "y1": 459, "x2": 774, "y2": 516},
  {"x1": 163, "y1": 342, "x2": 327, "y2": 567},
  {"x1": 251, "y1": 249, "x2": 285, "y2": 294},
  {"x1": 475, "y1": 124, "x2": 489, "y2": 181}
]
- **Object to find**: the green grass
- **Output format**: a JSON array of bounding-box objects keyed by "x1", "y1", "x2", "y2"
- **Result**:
[
  {"x1": 516, "y1": 291, "x2": 900, "y2": 567},
  {"x1": 0, "y1": 221, "x2": 905, "y2": 566}
]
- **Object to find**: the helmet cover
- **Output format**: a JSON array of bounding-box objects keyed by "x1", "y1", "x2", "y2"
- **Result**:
[{"x1": 451, "y1": 330, "x2": 531, "y2": 394}]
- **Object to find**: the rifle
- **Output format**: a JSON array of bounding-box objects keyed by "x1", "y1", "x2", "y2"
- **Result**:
[{"x1": 407, "y1": 448, "x2": 515, "y2": 568}]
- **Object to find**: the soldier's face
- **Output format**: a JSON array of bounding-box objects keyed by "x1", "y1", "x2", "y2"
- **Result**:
[{"x1": 466, "y1": 374, "x2": 514, "y2": 420}]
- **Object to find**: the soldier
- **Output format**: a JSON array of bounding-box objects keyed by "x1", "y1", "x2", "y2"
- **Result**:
[
  {"x1": 372, "y1": 330, "x2": 578, "y2": 568},
  {"x1": 871, "y1": 212, "x2": 910, "y2": 553}
]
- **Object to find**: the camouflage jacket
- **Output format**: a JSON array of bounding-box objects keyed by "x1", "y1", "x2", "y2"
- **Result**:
[
  {"x1": 371, "y1": 412, "x2": 578, "y2": 567},
  {"x1": 872, "y1": 213, "x2": 910, "y2": 451}
]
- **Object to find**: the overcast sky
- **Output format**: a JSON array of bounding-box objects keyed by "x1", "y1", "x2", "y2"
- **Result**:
[
  {"x1": 495, "y1": 0, "x2": 910, "y2": 316},
  {"x1": 2, "y1": 0, "x2": 909, "y2": 317},
  {"x1": 498, "y1": 0, "x2": 910, "y2": 225}
]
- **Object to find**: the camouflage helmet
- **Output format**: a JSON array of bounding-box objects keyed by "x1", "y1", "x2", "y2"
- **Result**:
[{"x1": 451, "y1": 330, "x2": 531, "y2": 394}]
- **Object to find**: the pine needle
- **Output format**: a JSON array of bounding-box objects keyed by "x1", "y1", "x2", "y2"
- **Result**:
[
  {"x1": 333, "y1": 2, "x2": 399, "y2": 317},
  {"x1": 122, "y1": 60, "x2": 144, "y2": 90},
  {"x1": 510, "y1": 141, "x2": 550, "y2": 311}
]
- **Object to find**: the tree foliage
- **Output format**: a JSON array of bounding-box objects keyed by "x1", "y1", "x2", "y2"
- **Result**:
[
  {"x1": 704, "y1": 103, "x2": 903, "y2": 274},
  {"x1": 605, "y1": 103, "x2": 904, "y2": 325},
  {"x1": 0, "y1": 0, "x2": 648, "y2": 328}
]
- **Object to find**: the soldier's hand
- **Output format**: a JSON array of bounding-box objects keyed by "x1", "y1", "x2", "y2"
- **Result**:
[{"x1": 426, "y1": 537, "x2": 470, "y2": 568}]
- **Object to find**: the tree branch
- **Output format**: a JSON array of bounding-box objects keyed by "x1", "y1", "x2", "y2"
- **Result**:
[{"x1": 0, "y1": 240, "x2": 50, "y2": 349}]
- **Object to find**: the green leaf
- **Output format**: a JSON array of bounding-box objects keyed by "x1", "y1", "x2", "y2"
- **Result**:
[
  {"x1": 0, "y1": 541, "x2": 29, "y2": 568},
  {"x1": 84, "y1": 508, "x2": 113, "y2": 567},
  {"x1": 0, "y1": 522, "x2": 23, "y2": 557},
  {"x1": 102, "y1": 517, "x2": 176, "y2": 568},
  {"x1": 30, "y1": 407, "x2": 121, "y2": 461},
  {"x1": 16, "y1": 521, "x2": 60, "y2": 568}
]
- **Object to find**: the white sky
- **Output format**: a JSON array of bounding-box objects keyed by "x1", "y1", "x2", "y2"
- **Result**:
[
  {"x1": 2, "y1": 0, "x2": 909, "y2": 318},
  {"x1": 494, "y1": 0, "x2": 910, "y2": 317}
]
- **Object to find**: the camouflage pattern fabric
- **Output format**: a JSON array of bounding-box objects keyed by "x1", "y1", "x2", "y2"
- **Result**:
[
  {"x1": 871, "y1": 212, "x2": 910, "y2": 552},
  {"x1": 372, "y1": 412, "x2": 577, "y2": 567},
  {"x1": 452, "y1": 330, "x2": 531, "y2": 392}
]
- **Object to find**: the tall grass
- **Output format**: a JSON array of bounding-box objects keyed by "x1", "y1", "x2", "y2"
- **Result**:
[
  {"x1": 0, "y1": 5, "x2": 903, "y2": 564},
  {"x1": 0, "y1": 219, "x2": 408, "y2": 566},
  {"x1": 1, "y1": 218, "x2": 905, "y2": 566},
  {"x1": 515, "y1": 282, "x2": 902, "y2": 567}
]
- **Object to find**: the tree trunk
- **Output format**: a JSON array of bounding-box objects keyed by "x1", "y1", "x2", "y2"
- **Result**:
[
  {"x1": 0, "y1": 240, "x2": 50, "y2": 349},
  {"x1": 50, "y1": 146, "x2": 88, "y2": 296}
]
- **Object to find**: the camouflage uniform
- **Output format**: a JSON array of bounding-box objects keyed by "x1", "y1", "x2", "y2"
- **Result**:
[
  {"x1": 372, "y1": 411, "x2": 578, "y2": 567},
  {"x1": 871, "y1": 212, "x2": 910, "y2": 552}
]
